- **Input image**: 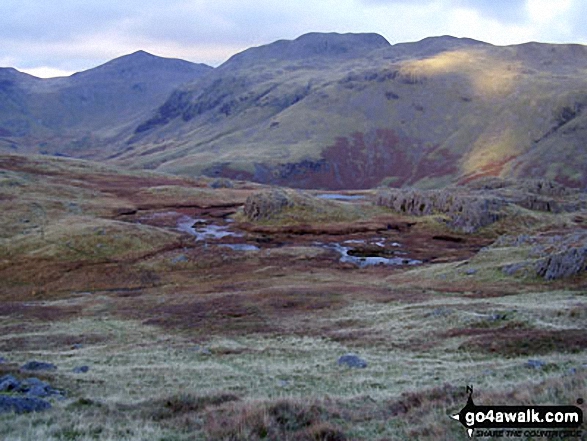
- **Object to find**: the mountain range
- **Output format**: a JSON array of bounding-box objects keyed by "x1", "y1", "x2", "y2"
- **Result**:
[{"x1": 1, "y1": 33, "x2": 587, "y2": 189}]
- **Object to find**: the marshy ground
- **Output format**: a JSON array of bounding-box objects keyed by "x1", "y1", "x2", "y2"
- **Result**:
[{"x1": 0, "y1": 154, "x2": 585, "y2": 440}]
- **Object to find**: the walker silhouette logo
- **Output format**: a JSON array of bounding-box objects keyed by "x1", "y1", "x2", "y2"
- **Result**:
[{"x1": 450, "y1": 386, "x2": 583, "y2": 438}]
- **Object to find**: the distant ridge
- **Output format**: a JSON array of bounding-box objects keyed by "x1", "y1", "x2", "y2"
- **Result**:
[
  {"x1": 0, "y1": 52, "x2": 212, "y2": 156},
  {"x1": 1, "y1": 33, "x2": 587, "y2": 189}
]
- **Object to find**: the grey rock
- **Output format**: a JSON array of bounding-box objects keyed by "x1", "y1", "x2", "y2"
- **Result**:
[
  {"x1": 0, "y1": 396, "x2": 51, "y2": 414},
  {"x1": 71, "y1": 343, "x2": 84, "y2": 350},
  {"x1": 428, "y1": 307, "x2": 453, "y2": 317},
  {"x1": 209, "y1": 178, "x2": 235, "y2": 189},
  {"x1": 191, "y1": 345, "x2": 211, "y2": 355},
  {"x1": 20, "y1": 361, "x2": 57, "y2": 372},
  {"x1": 66, "y1": 202, "x2": 82, "y2": 214},
  {"x1": 376, "y1": 188, "x2": 504, "y2": 232},
  {"x1": 337, "y1": 353, "x2": 368, "y2": 369},
  {"x1": 171, "y1": 254, "x2": 188, "y2": 264},
  {"x1": 489, "y1": 313, "x2": 508, "y2": 321},
  {"x1": 502, "y1": 262, "x2": 530, "y2": 277},
  {"x1": 525, "y1": 359, "x2": 547, "y2": 369},
  {"x1": 244, "y1": 189, "x2": 294, "y2": 221},
  {"x1": 535, "y1": 247, "x2": 587, "y2": 280},
  {"x1": 18, "y1": 378, "x2": 62, "y2": 398},
  {"x1": 24, "y1": 385, "x2": 52, "y2": 398},
  {"x1": 0, "y1": 375, "x2": 20, "y2": 392},
  {"x1": 19, "y1": 377, "x2": 48, "y2": 388},
  {"x1": 72, "y1": 366, "x2": 90, "y2": 374},
  {"x1": 465, "y1": 269, "x2": 478, "y2": 275}
]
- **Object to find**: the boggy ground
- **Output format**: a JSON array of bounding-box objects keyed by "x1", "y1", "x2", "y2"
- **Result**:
[{"x1": 0, "y1": 154, "x2": 586, "y2": 440}]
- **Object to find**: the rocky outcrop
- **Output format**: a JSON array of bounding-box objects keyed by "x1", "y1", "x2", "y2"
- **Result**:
[
  {"x1": 466, "y1": 178, "x2": 584, "y2": 213},
  {"x1": 0, "y1": 371, "x2": 65, "y2": 414},
  {"x1": 498, "y1": 232, "x2": 587, "y2": 280},
  {"x1": 467, "y1": 178, "x2": 575, "y2": 196},
  {"x1": 0, "y1": 374, "x2": 64, "y2": 398},
  {"x1": 535, "y1": 246, "x2": 587, "y2": 280},
  {"x1": 243, "y1": 189, "x2": 295, "y2": 221},
  {"x1": 376, "y1": 188, "x2": 504, "y2": 232},
  {"x1": 376, "y1": 179, "x2": 585, "y2": 232}
]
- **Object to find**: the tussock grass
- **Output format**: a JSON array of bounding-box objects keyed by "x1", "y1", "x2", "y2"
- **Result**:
[{"x1": 1, "y1": 154, "x2": 585, "y2": 440}]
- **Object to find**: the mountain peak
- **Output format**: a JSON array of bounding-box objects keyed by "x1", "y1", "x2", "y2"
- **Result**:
[
  {"x1": 69, "y1": 51, "x2": 212, "y2": 81},
  {"x1": 293, "y1": 32, "x2": 390, "y2": 50},
  {"x1": 123, "y1": 50, "x2": 159, "y2": 61},
  {"x1": 223, "y1": 32, "x2": 390, "y2": 67}
]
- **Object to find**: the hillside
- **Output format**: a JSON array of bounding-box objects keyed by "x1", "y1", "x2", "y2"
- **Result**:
[
  {"x1": 1, "y1": 33, "x2": 587, "y2": 189},
  {"x1": 0, "y1": 52, "x2": 212, "y2": 157},
  {"x1": 123, "y1": 34, "x2": 587, "y2": 189}
]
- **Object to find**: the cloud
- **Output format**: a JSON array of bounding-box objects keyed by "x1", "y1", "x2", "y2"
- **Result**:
[
  {"x1": 1, "y1": 0, "x2": 586, "y2": 76},
  {"x1": 20, "y1": 66, "x2": 74, "y2": 78},
  {"x1": 452, "y1": 0, "x2": 528, "y2": 23},
  {"x1": 359, "y1": 0, "x2": 528, "y2": 23}
]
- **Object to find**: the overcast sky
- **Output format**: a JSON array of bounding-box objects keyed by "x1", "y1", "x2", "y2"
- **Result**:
[{"x1": 1, "y1": 0, "x2": 584, "y2": 78}]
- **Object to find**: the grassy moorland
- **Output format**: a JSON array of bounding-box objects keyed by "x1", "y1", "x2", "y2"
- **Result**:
[{"x1": 0, "y1": 154, "x2": 585, "y2": 440}]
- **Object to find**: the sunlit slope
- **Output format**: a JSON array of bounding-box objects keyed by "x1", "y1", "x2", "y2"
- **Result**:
[{"x1": 124, "y1": 36, "x2": 587, "y2": 189}]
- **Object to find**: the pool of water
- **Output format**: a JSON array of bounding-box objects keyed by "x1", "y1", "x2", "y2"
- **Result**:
[
  {"x1": 177, "y1": 216, "x2": 242, "y2": 241},
  {"x1": 316, "y1": 193, "x2": 366, "y2": 201},
  {"x1": 327, "y1": 243, "x2": 422, "y2": 268},
  {"x1": 220, "y1": 244, "x2": 261, "y2": 252},
  {"x1": 176, "y1": 216, "x2": 421, "y2": 266}
]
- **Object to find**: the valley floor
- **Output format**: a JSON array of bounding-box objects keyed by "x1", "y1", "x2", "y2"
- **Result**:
[{"x1": 0, "y1": 154, "x2": 585, "y2": 440}]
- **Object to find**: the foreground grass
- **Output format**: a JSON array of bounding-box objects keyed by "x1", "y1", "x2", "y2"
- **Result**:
[{"x1": 1, "y1": 287, "x2": 585, "y2": 440}]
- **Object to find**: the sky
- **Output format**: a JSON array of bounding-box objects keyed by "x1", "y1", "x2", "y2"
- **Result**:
[{"x1": 1, "y1": 0, "x2": 584, "y2": 78}]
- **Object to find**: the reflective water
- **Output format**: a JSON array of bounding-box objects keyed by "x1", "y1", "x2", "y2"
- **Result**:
[
  {"x1": 327, "y1": 243, "x2": 421, "y2": 268},
  {"x1": 220, "y1": 244, "x2": 261, "y2": 252},
  {"x1": 177, "y1": 215, "x2": 421, "y2": 265},
  {"x1": 316, "y1": 193, "x2": 366, "y2": 201},
  {"x1": 177, "y1": 216, "x2": 242, "y2": 241}
]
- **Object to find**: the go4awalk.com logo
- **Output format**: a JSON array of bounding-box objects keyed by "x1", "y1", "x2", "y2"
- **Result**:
[{"x1": 450, "y1": 386, "x2": 584, "y2": 438}]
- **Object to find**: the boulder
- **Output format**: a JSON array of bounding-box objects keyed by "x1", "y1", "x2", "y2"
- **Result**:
[
  {"x1": 525, "y1": 359, "x2": 547, "y2": 369},
  {"x1": 0, "y1": 375, "x2": 20, "y2": 392},
  {"x1": 171, "y1": 254, "x2": 188, "y2": 264},
  {"x1": 209, "y1": 178, "x2": 235, "y2": 189},
  {"x1": 20, "y1": 361, "x2": 57, "y2": 372},
  {"x1": 18, "y1": 378, "x2": 62, "y2": 398},
  {"x1": 243, "y1": 189, "x2": 295, "y2": 221},
  {"x1": 337, "y1": 353, "x2": 368, "y2": 369},
  {"x1": 72, "y1": 366, "x2": 90, "y2": 374},
  {"x1": 501, "y1": 262, "x2": 531, "y2": 277},
  {"x1": 0, "y1": 396, "x2": 51, "y2": 414}
]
